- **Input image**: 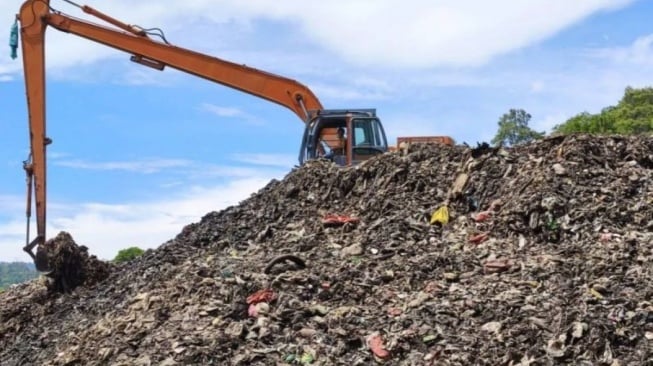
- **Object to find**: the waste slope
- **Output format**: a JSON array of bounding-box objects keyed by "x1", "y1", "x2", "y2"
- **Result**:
[{"x1": 0, "y1": 134, "x2": 651, "y2": 366}]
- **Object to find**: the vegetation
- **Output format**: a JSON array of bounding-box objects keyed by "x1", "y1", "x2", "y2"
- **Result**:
[
  {"x1": 113, "y1": 246, "x2": 145, "y2": 263},
  {"x1": 554, "y1": 87, "x2": 653, "y2": 135},
  {"x1": 0, "y1": 262, "x2": 39, "y2": 289},
  {"x1": 491, "y1": 108, "x2": 545, "y2": 146},
  {"x1": 490, "y1": 87, "x2": 653, "y2": 146}
]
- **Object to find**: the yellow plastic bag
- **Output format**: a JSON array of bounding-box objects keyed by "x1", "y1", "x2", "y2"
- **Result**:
[{"x1": 430, "y1": 206, "x2": 449, "y2": 225}]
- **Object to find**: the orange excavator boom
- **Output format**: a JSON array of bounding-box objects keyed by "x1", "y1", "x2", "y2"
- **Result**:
[
  {"x1": 16, "y1": 0, "x2": 327, "y2": 270},
  {"x1": 15, "y1": 0, "x2": 452, "y2": 271}
]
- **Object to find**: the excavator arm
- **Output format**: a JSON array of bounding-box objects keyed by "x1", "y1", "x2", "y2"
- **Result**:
[{"x1": 16, "y1": 0, "x2": 325, "y2": 271}]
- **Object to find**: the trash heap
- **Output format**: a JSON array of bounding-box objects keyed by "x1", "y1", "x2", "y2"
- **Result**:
[
  {"x1": 42, "y1": 231, "x2": 113, "y2": 293},
  {"x1": 1, "y1": 134, "x2": 651, "y2": 366}
]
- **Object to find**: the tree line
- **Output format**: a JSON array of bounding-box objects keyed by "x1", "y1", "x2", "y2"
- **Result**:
[
  {"x1": 0, "y1": 262, "x2": 39, "y2": 290},
  {"x1": 491, "y1": 86, "x2": 653, "y2": 146}
]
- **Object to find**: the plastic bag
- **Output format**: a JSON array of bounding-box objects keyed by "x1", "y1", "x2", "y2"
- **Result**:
[{"x1": 430, "y1": 206, "x2": 449, "y2": 225}]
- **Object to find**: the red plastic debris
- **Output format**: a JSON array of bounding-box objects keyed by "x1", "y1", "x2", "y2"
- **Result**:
[
  {"x1": 483, "y1": 259, "x2": 513, "y2": 274},
  {"x1": 472, "y1": 211, "x2": 492, "y2": 222},
  {"x1": 248, "y1": 304, "x2": 258, "y2": 317},
  {"x1": 424, "y1": 281, "x2": 440, "y2": 294},
  {"x1": 321, "y1": 214, "x2": 360, "y2": 226},
  {"x1": 246, "y1": 288, "x2": 276, "y2": 305},
  {"x1": 469, "y1": 232, "x2": 489, "y2": 244},
  {"x1": 367, "y1": 333, "x2": 391, "y2": 359}
]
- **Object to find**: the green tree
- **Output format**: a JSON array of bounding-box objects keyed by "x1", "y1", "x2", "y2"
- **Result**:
[
  {"x1": 491, "y1": 109, "x2": 545, "y2": 146},
  {"x1": 113, "y1": 247, "x2": 145, "y2": 263},
  {"x1": 554, "y1": 86, "x2": 653, "y2": 135}
]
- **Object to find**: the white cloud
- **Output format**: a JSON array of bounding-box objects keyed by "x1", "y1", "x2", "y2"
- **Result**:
[
  {"x1": 230, "y1": 153, "x2": 297, "y2": 168},
  {"x1": 202, "y1": 104, "x2": 244, "y2": 117},
  {"x1": 0, "y1": 175, "x2": 281, "y2": 262},
  {"x1": 514, "y1": 34, "x2": 653, "y2": 120},
  {"x1": 48, "y1": 152, "x2": 73, "y2": 159},
  {"x1": 590, "y1": 33, "x2": 653, "y2": 65},
  {"x1": 291, "y1": 0, "x2": 635, "y2": 68},
  {"x1": 311, "y1": 82, "x2": 393, "y2": 102},
  {"x1": 200, "y1": 103, "x2": 263, "y2": 125},
  {"x1": 0, "y1": 0, "x2": 634, "y2": 82},
  {"x1": 115, "y1": 67, "x2": 180, "y2": 86},
  {"x1": 406, "y1": 71, "x2": 490, "y2": 88},
  {"x1": 197, "y1": 165, "x2": 285, "y2": 179},
  {"x1": 0, "y1": 218, "x2": 27, "y2": 262},
  {"x1": 51, "y1": 155, "x2": 288, "y2": 179},
  {"x1": 0, "y1": 195, "x2": 25, "y2": 213},
  {"x1": 531, "y1": 113, "x2": 569, "y2": 132},
  {"x1": 54, "y1": 158, "x2": 193, "y2": 174},
  {"x1": 531, "y1": 81, "x2": 545, "y2": 93},
  {"x1": 0, "y1": 61, "x2": 21, "y2": 78}
]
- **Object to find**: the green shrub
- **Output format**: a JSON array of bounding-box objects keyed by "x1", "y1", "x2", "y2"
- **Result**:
[{"x1": 113, "y1": 247, "x2": 145, "y2": 263}]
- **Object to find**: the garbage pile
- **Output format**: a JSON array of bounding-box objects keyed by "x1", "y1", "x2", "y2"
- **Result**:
[
  {"x1": 0, "y1": 134, "x2": 651, "y2": 366},
  {"x1": 42, "y1": 231, "x2": 113, "y2": 293}
]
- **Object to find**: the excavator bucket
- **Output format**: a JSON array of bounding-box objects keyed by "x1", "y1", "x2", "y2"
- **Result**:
[
  {"x1": 24, "y1": 232, "x2": 103, "y2": 293},
  {"x1": 23, "y1": 237, "x2": 53, "y2": 273},
  {"x1": 34, "y1": 245, "x2": 54, "y2": 273}
]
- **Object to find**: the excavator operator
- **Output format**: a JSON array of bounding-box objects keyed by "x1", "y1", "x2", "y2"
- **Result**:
[{"x1": 333, "y1": 127, "x2": 347, "y2": 165}]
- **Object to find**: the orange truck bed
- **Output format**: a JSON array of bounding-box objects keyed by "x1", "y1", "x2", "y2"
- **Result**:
[{"x1": 388, "y1": 136, "x2": 455, "y2": 151}]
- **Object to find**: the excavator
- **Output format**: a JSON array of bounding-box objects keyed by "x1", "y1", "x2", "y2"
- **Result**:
[{"x1": 12, "y1": 0, "x2": 454, "y2": 272}]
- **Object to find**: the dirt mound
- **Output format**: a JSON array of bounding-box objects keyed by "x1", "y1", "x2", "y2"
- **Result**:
[
  {"x1": 0, "y1": 134, "x2": 651, "y2": 366},
  {"x1": 43, "y1": 231, "x2": 113, "y2": 293}
]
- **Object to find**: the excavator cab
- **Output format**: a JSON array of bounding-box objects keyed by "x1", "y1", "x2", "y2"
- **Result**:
[{"x1": 298, "y1": 109, "x2": 389, "y2": 166}]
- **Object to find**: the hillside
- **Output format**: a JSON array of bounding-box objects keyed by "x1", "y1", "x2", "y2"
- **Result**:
[
  {"x1": 0, "y1": 262, "x2": 38, "y2": 290},
  {"x1": 1, "y1": 134, "x2": 652, "y2": 365}
]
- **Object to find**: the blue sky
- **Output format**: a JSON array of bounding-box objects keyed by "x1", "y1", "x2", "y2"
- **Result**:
[{"x1": 1, "y1": 0, "x2": 652, "y2": 262}]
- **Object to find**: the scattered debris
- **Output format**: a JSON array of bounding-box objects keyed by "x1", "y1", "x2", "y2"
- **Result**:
[
  {"x1": 263, "y1": 254, "x2": 307, "y2": 274},
  {"x1": 321, "y1": 214, "x2": 360, "y2": 227},
  {"x1": 1, "y1": 134, "x2": 652, "y2": 365}
]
